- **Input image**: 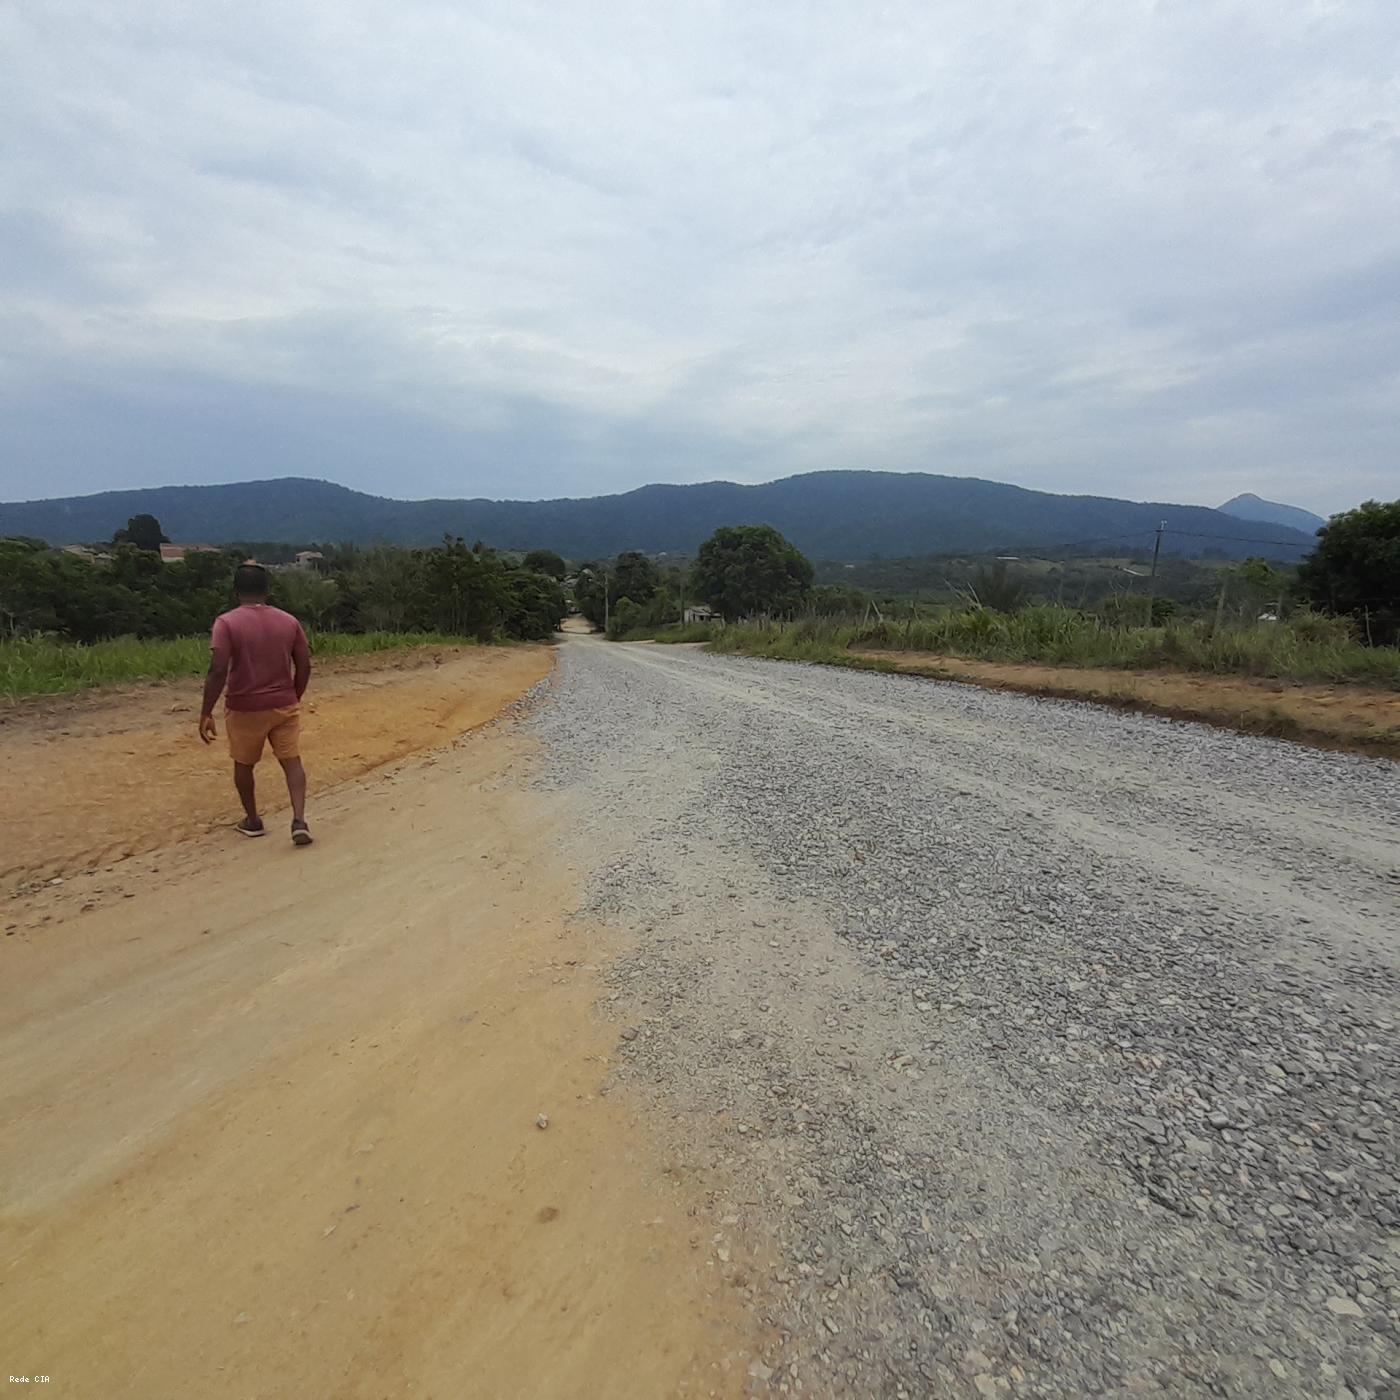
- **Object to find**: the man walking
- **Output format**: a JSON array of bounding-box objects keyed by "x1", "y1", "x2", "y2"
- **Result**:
[{"x1": 199, "y1": 561, "x2": 314, "y2": 845}]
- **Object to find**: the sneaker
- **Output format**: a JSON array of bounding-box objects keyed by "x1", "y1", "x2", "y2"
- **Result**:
[
  {"x1": 291, "y1": 819, "x2": 314, "y2": 847},
  {"x1": 236, "y1": 817, "x2": 266, "y2": 838}
]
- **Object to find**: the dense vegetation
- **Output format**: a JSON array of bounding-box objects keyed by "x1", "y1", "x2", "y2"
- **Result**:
[
  {"x1": 574, "y1": 528, "x2": 815, "y2": 634},
  {"x1": 0, "y1": 532, "x2": 566, "y2": 647},
  {"x1": 1296, "y1": 500, "x2": 1400, "y2": 646},
  {"x1": 816, "y1": 551, "x2": 1260, "y2": 615},
  {"x1": 699, "y1": 609, "x2": 1400, "y2": 686},
  {"x1": 1, "y1": 541, "x2": 236, "y2": 643}
]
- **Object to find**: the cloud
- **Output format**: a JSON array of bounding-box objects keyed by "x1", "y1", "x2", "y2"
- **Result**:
[{"x1": 1, "y1": 0, "x2": 1397, "y2": 513}]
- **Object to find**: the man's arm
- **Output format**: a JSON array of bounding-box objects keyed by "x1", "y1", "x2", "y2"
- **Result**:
[
  {"x1": 200, "y1": 641, "x2": 231, "y2": 743},
  {"x1": 292, "y1": 626, "x2": 311, "y2": 701}
]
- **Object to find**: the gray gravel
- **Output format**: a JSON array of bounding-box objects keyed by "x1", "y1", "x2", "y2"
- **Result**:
[{"x1": 528, "y1": 636, "x2": 1400, "y2": 1399}]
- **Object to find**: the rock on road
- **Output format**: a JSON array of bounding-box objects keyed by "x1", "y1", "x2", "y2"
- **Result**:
[{"x1": 531, "y1": 636, "x2": 1400, "y2": 1399}]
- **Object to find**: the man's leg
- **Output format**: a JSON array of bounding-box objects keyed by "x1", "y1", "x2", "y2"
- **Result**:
[
  {"x1": 279, "y1": 757, "x2": 307, "y2": 823},
  {"x1": 226, "y1": 710, "x2": 267, "y2": 834},
  {"x1": 233, "y1": 761, "x2": 258, "y2": 820},
  {"x1": 269, "y1": 708, "x2": 310, "y2": 844}
]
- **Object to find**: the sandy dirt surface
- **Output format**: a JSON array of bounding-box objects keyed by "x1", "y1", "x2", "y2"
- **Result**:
[
  {"x1": 853, "y1": 650, "x2": 1400, "y2": 757},
  {"x1": 1, "y1": 660, "x2": 767, "y2": 1400},
  {"x1": 0, "y1": 644, "x2": 554, "y2": 891}
]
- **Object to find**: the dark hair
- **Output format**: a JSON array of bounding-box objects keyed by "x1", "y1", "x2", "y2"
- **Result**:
[{"x1": 233, "y1": 562, "x2": 270, "y2": 597}]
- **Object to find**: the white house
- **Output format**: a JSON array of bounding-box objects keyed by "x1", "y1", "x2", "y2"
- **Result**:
[{"x1": 683, "y1": 605, "x2": 720, "y2": 624}]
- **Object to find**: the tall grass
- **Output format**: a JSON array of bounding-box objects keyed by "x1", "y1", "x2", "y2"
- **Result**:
[
  {"x1": 0, "y1": 631, "x2": 465, "y2": 699},
  {"x1": 708, "y1": 607, "x2": 1400, "y2": 687},
  {"x1": 622, "y1": 622, "x2": 726, "y2": 644}
]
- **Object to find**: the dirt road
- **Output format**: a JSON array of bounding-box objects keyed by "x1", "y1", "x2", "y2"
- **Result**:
[
  {"x1": 4, "y1": 635, "x2": 1397, "y2": 1398},
  {"x1": 0, "y1": 648, "x2": 764, "y2": 1400}
]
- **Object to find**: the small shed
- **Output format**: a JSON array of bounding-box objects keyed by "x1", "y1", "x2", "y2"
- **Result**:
[{"x1": 683, "y1": 606, "x2": 720, "y2": 624}]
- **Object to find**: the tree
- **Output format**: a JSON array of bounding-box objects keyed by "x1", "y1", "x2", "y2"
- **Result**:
[
  {"x1": 522, "y1": 548, "x2": 567, "y2": 580},
  {"x1": 113, "y1": 514, "x2": 169, "y2": 551},
  {"x1": 1296, "y1": 500, "x2": 1400, "y2": 645},
  {"x1": 692, "y1": 525, "x2": 813, "y2": 620},
  {"x1": 422, "y1": 537, "x2": 511, "y2": 641},
  {"x1": 505, "y1": 570, "x2": 567, "y2": 639},
  {"x1": 612, "y1": 551, "x2": 660, "y2": 604},
  {"x1": 573, "y1": 563, "x2": 609, "y2": 628},
  {"x1": 345, "y1": 547, "x2": 427, "y2": 632},
  {"x1": 274, "y1": 569, "x2": 341, "y2": 629},
  {"x1": 606, "y1": 595, "x2": 640, "y2": 639}
]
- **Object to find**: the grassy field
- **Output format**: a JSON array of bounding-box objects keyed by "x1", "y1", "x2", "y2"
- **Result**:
[
  {"x1": 0, "y1": 632, "x2": 466, "y2": 699},
  {"x1": 688, "y1": 607, "x2": 1400, "y2": 687}
]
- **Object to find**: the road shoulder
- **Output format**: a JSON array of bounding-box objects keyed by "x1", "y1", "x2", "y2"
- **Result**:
[{"x1": 0, "y1": 721, "x2": 768, "y2": 1399}]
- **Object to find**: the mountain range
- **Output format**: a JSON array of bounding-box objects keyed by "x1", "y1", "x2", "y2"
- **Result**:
[{"x1": 1, "y1": 471, "x2": 1320, "y2": 562}]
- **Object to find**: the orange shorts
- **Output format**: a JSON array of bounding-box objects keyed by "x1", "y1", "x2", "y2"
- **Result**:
[{"x1": 225, "y1": 706, "x2": 301, "y2": 765}]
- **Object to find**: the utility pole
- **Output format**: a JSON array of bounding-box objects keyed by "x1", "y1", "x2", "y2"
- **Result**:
[{"x1": 1145, "y1": 521, "x2": 1165, "y2": 625}]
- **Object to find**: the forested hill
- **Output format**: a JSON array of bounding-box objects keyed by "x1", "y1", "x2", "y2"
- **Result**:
[{"x1": 1, "y1": 471, "x2": 1318, "y2": 561}]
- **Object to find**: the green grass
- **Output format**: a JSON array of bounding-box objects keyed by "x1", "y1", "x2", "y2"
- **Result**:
[
  {"x1": 0, "y1": 631, "x2": 466, "y2": 699},
  {"x1": 617, "y1": 622, "x2": 725, "y2": 644},
  {"x1": 707, "y1": 607, "x2": 1400, "y2": 687}
]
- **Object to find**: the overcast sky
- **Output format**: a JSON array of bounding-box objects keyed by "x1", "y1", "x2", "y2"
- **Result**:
[{"x1": 2, "y1": 2, "x2": 1396, "y2": 512}]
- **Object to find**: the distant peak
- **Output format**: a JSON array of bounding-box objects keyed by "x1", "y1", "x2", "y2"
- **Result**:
[{"x1": 1217, "y1": 492, "x2": 1327, "y2": 533}]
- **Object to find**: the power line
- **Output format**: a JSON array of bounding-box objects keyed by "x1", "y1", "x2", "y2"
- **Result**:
[
  {"x1": 1163, "y1": 527, "x2": 1315, "y2": 549},
  {"x1": 997, "y1": 530, "x2": 1156, "y2": 555}
]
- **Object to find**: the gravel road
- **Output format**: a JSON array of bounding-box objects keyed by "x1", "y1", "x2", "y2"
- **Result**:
[{"x1": 529, "y1": 636, "x2": 1400, "y2": 1399}]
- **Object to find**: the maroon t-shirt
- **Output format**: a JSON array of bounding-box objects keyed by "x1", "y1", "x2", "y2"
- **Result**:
[{"x1": 211, "y1": 604, "x2": 308, "y2": 711}]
